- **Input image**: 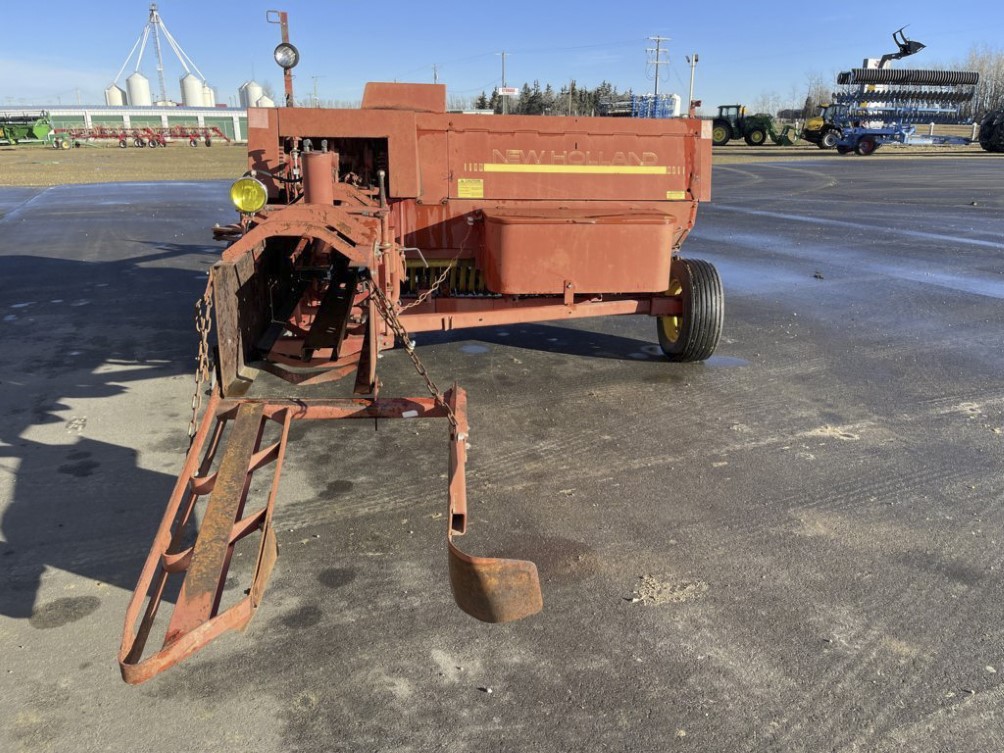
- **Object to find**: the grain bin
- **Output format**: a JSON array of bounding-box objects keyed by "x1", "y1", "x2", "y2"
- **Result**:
[
  {"x1": 239, "y1": 81, "x2": 264, "y2": 109},
  {"x1": 181, "y1": 73, "x2": 204, "y2": 107},
  {"x1": 127, "y1": 72, "x2": 153, "y2": 107},
  {"x1": 105, "y1": 84, "x2": 128, "y2": 106}
]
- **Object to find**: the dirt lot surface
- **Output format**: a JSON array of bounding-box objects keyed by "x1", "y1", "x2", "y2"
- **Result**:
[
  {"x1": 0, "y1": 140, "x2": 988, "y2": 187},
  {"x1": 2, "y1": 150, "x2": 1003, "y2": 752},
  {"x1": 0, "y1": 143, "x2": 247, "y2": 186}
]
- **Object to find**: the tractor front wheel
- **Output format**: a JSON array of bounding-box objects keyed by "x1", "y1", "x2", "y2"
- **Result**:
[
  {"x1": 657, "y1": 258, "x2": 724, "y2": 362},
  {"x1": 744, "y1": 128, "x2": 767, "y2": 146},
  {"x1": 820, "y1": 130, "x2": 840, "y2": 149}
]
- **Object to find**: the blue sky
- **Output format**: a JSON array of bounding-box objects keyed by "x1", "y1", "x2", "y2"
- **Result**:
[{"x1": 1, "y1": 1, "x2": 1001, "y2": 110}]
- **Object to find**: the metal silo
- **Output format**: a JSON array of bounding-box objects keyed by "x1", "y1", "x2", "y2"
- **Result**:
[
  {"x1": 105, "y1": 84, "x2": 128, "y2": 106},
  {"x1": 239, "y1": 81, "x2": 263, "y2": 109},
  {"x1": 127, "y1": 72, "x2": 153, "y2": 107},
  {"x1": 202, "y1": 83, "x2": 216, "y2": 107},
  {"x1": 181, "y1": 73, "x2": 204, "y2": 107}
]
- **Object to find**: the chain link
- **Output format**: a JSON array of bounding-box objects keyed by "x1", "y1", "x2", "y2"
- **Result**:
[
  {"x1": 369, "y1": 283, "x2": 460, "y2": 433},
  {"x1": 184, "y1": 267, "x2": 460, "y2": 440},
  {"x1": 188, "y1": 268, "x2": 215, "y2": 444},
  {"x1": 397, "y1": 260, "x2": 456, "y2": 313},
  {"x1": 398, "y1": 222, "x2": 474, "y2": 313}
]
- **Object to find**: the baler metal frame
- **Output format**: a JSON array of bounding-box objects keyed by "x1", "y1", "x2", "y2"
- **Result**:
[{"x1": 120, "y1": 14, "x2": 719, "y2": 684}]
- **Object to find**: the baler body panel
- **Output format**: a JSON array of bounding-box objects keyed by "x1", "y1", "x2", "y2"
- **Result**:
[
  {"x1": 120, "y1": 82, "x2": 718, "y2": 683},
  {"x1": 481, "y1": 208, "x2": 675, "y2": 294}
]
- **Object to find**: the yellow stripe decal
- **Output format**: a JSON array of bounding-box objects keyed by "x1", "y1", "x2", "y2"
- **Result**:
[{"x1": 482, "y1": 163, "x2": 668, "y2": 175}]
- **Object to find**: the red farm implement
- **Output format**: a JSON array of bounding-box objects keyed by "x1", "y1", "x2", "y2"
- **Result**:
[
  {"x1": 119, "y1": 13, "x2": 719, "y2": 684},
  {"x1": 50, "y1": 124, "x2": 230, "y2": 149}
]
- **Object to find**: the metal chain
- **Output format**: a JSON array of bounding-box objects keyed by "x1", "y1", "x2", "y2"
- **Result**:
[
  {"x1": 398, "y1": 222, "x2": 474, "y2": 313},
  {"x1": 188, "y1": 268, "x2": 215, "y2": 444},
  {"x1": 370, "y1": 283, "x2": 460, "y2": 433},
  {"x1": 397, "y1": 261, "x2": 456, "y2": 312}
]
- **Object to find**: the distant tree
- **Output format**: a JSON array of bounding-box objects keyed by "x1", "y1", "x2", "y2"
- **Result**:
[
  {"x1": 474, "y1": 91, "x2": 490, "y2": 110},
  {"x1": 448, "y1": 94, "x2": 474, "y2": 111},
  {"x1": 959, "y1": 44, "x2": 1004, "y2": 119},
  {"x1": 542, "y1": 83, "x2": 556, "y2": 114}
]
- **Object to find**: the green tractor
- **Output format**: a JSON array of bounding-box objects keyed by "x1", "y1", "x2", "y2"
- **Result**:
[{"x1": 711, "y1": 104, "x2": 798, "y2": 146}]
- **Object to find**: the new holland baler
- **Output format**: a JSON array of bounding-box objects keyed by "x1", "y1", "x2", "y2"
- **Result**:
[{"x1": 119, "y1": 56, "x2": 721, "y2": 683}]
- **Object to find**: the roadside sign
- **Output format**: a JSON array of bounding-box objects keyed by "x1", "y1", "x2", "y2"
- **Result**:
[{"x1": 498, "y1": 87, "x2": 519, "y2": 96}]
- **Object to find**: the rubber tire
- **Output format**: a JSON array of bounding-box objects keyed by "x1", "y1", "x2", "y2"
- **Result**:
[
  {"x1": 836, "y1": 145, "x2": 852, "y2": 154},
  {"x1": 657, "y1": 258, "x2": 724, "y2": 362},
  {"x1": 978, "y1": 112, "x2": 1004, "y2": 153},
  {"x1": 59, "y1": 138, "x2": 70, "y2": 150},
  {"x1": 855, "y1": 136, "x2": 877, "y2": 156},
  {"x1": 820, "y1": 129, "x2": 840, "y2": 149},
  {"x1": 744, "y1": 128, "x2": 767, "y2": 146},
  {"x1": 118, "y1": 139, "x2": 127, "y2": 148},
  {"x1": 189, "y1": 138, "x2": 198, "y2": 147},
  {"x1": 712, "y1": 120, "x2": 731, "y2": 147},
  {"x1": 204, "y1": 138, "x2": 212, "y2": 147},
  {"x1": 148, "y1": 139, "x2": 158, "y2": 148},
  {"x1": 133, "y1": 138, "x2": 143, "y2": 148}
]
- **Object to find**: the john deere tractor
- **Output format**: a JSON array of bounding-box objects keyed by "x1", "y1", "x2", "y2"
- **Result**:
[{"x1": 711, "y1": 105, "x2": 797, "y2": 146}]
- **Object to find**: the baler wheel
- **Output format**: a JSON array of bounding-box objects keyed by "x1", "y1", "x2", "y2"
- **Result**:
[{"x1": 657, "y1": 258, "x2": 723, "y2": 362}]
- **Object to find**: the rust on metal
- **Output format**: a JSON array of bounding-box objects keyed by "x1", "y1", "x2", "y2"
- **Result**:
[
  {"x1": 123, "y1": 30, "x2": 713, "y2": 680},
  {"x1": 444, "y1": 386, "x2": 543, "y2": 623},
  {"x1": 165, "y1": 402, "x2": 263, "y2": 643}
]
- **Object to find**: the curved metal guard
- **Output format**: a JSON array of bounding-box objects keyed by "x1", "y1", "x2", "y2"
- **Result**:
[{"x1": 444, "y1": 385, "x2": 543, "y2": 623}]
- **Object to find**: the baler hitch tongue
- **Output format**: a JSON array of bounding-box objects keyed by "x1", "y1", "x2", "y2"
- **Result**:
[
  {"x1": 118, "y1": 385, "x2": 540, "y2": 683},
  {"x1": 443, "y1": 386, "x2": 543, "y2": 623}
]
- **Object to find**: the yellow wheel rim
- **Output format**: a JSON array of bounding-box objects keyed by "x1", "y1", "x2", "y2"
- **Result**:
[
  {"x1": 712, "y1": 126, "x2": 727, "y2": 143},
  {"x1": 660, "y1": 277, "x2": 683, "y2": 343}
]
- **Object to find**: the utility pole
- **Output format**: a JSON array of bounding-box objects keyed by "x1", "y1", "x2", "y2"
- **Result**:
[
  {"x1": 311, "y1": 76, "x2": 324, "y2": 107},
  {"x1": 499, "y1": 51, "x2": 507, "y2": 115},
  {"x1": 433, "y1": 64, "x2": 439, "y2": 84},
  {"x1": 686, "y1": 53, "x2": 698, "y2": 113},
  {"x1": 647, "y1": 36, "x2": 670, "y2": 100}
]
